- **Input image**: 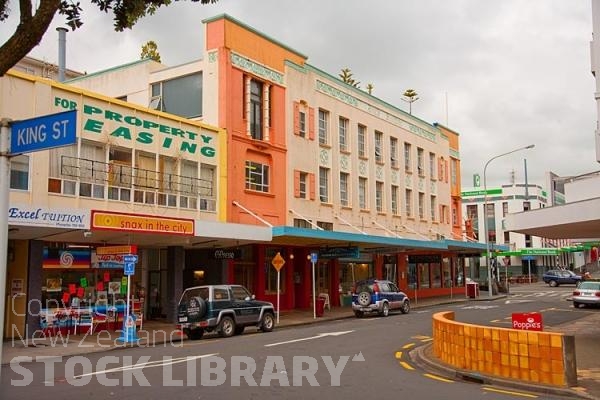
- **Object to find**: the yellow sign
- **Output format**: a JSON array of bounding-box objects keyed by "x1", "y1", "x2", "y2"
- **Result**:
[
  {"x1": 271, "y1": 252, "x2": 285, "y2": 272},
  {"x1": 96, "y1": 245, "x2": 137, "y2": 255},
  {"x1": 92, "y1": 210, "x2": 194, "y2": 236}
]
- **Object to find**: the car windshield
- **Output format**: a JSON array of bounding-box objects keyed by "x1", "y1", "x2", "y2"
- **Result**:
[{"x1": 579, "y1": 282, "x2": 600, "y2": 290}]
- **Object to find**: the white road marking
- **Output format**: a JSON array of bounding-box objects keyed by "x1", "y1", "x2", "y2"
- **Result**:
[{"x1": 264, "y1": 330, "x2": 355, "y2": 347}]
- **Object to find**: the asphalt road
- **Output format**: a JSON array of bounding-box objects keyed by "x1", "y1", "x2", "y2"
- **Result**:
[{"x1": 1, "y1": 283, "x2": 589, "y2": 400}]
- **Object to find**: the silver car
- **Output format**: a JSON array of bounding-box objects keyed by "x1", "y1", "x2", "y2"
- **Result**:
[{"x1": 573, "y1": 281, "x2": 600, "y2": 308}]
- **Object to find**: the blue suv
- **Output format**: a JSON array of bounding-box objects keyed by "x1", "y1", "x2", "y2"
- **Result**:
[{"x1": 351, "y1": 279, "x2": 410, "y2": 318}]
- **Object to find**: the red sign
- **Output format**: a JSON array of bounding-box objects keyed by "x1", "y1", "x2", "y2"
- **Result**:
[{"x1": 512, "y1": 312, "x2": 543, "y2": 331}]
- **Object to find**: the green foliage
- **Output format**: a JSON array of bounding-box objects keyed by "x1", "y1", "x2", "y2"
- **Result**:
[
  {"x1": 339, "y1": 67, "x2": 360, "y2": 88},
  {"x1": 141, "y1": 40, "x2": 161, "y2": 62}
]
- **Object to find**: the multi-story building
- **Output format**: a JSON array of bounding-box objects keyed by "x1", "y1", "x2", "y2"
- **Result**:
[
  {"x1": 3, "y1": 15, "x2": 485, "y2": 338},
  {"x1": 462, "y1": 177, "x2": 576, "y2": 281}
]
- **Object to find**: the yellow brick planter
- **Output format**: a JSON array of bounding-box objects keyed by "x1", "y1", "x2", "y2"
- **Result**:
[{"x1": 432, "y1": 311, "x2": 577, "y2": 387}]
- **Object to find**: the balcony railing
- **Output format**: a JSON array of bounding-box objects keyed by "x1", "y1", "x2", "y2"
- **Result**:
[{"x1": 47, "y1": 156, "x2": 216, "y2": 212}]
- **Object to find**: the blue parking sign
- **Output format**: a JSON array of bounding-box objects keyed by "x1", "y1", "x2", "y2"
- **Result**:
[{"x1": 124, "y1": 263, "x2": 135, "y2": 276}]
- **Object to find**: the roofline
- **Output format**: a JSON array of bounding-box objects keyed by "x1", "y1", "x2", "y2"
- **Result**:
[
  {"x1": 202, "y1": 14, "x2": 308, "y2": 60},
  {"x1": 65, "y1": 58, "x2": 166, "y2": 83}
]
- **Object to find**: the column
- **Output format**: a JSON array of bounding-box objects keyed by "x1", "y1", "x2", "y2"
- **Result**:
[
  {"x1": 166, "y1": 246, "x2": 184, "y2": 323},
  {"x1": 26, "y1": 240, "x2": 44, "y2": 338}
]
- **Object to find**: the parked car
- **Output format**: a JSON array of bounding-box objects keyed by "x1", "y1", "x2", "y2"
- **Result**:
[
  {"x1": 573, "y1": 281, "x2": 600, "y2": 308},
  {"x1": 176, "y1": 284, "x2": 275, "y2": 340},
  {"x1": 542, "y1": 269, "x2": 582, "y2": 287},
  {"x1": 351, "y1": 279, "x2": 410, "y2": 318}
]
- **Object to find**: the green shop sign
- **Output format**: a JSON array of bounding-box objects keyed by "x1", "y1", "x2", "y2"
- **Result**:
[
  {"x1": 461, "y1": 188, "x2": 502, "y2": 197},
  {"x1": 54, "y1": 96, "x2": 216, "y2": 157}
]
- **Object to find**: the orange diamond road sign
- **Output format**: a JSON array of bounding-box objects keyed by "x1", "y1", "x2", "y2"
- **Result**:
[{"x1": 272, "y1": 252, "x2": 285, "y2": 272}]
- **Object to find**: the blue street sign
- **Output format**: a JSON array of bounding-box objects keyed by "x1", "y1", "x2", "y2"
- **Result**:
[
  {"x1": 310, "y1": 252, "x2": 318, "y2": 263},
  {"x1": 10, "y1": 109, "x2": 77, "y2": 154},
  {"x1": 124, "y1": 262, "x2": 135, "y2": 276},
  {"x1": 123, "y1": 255, "x2": 138, "y2": 263}
]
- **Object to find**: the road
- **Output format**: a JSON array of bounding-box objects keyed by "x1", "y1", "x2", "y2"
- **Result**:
[{"x1": 1, "y1": 283, "x2": 589, "y2": 400}]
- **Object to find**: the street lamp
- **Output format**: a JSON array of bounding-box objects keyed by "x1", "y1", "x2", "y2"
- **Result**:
[{"x1": 483, "y1": 144, "x2": 535, "y2": 298}]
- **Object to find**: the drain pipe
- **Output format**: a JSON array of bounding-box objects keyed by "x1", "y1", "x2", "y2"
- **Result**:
[{"x1": 57, "y1": 27, "x2": 67, "y2": 82}]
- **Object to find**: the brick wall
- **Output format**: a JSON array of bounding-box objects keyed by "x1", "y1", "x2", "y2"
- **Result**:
[{"x1": 432, "y1": 311, "x2": 577, "y2": 387}]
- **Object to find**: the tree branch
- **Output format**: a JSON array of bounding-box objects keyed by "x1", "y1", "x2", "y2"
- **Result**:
[{"x1": 0, "y1": 0, "x2": 61, "y2": 76}]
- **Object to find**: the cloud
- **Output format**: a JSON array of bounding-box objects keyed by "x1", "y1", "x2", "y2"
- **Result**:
[{"x1": 2, "y1": 0, "x2": 598, "y2": 187}]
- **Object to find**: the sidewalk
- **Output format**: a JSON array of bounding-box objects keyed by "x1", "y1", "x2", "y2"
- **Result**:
[{"x1": 2, "y1": 292, "x2": 476, "y2": 365}]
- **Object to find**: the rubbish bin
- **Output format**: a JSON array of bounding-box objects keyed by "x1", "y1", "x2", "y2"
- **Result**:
[
  {"x1": 466, "y1": 282, "x2": 479, "y2": 298},
  {"x1": 316, "y1": 296, "x2": 325, "y2": 317}
]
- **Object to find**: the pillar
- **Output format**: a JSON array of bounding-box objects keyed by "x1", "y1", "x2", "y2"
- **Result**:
[
  {"x1": 26, "y1": 240, "x2": 44, "y2": 338},
  {"x1": 166, "y1": 246, "x2": 184, "y2": 323}
]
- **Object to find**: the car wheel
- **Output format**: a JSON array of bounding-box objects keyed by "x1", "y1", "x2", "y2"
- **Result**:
[
  {"x1": 234, "y1": 326, "x2": 245, "y2": 335},
  {"x1": 218, "y1": 316, "x2": 235, "y2": 338},
  {"x1": 549, "y1": 280, "x2": 558, "y2": 287},
  {"x1": 260, "y1": 312, "x2": 275, "y2": 332},
  {"x1": 354, "y1": 310, "x2": 364, "y2": 318},
  {"x1": 380, "y1": 302, "x2": 389, "y2": 317},
  {"x1": 573, "y1": 301, "x2": 580, "y2": 308},
  {"x1": 187, "y1": 328, "x2": 204, "y2": 340},
  {"x1": 400, "y1": 300, "x2": 410, "y2": 314},
  {"x1": 357, "y1": 292, "x2": 371, "y2": 306}
]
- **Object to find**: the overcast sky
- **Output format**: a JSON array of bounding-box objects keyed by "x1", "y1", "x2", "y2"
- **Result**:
[{"x1": 3, "y1": 0, "x2": 599, "y2": 188}]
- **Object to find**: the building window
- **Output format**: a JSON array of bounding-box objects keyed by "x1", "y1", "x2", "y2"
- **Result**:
[
  {"x1": 523, "y1": 201, "x2": 531, "y2": 211},
  {"x1": 318, "y1": 109, "x2": 329, "y2": 145},
  {"x1": 317, "y1": 221, "x2": 333, "y2": 231},
  {"x1": 405, "y1": 189, "x2": 412, "y2": 217},
  {"x1": 357, "y1": 124, "x2": 366, "y2": 157},
  {"x1": 451, "y1": 159, "x2": 458, "y2": 185},
  {"x1": 10, "y1": 155, "x2": 30, "y2": 190},
  {"x1": 319, "y1": 167, "x2": 329, "y2": 202},
  {"x1": 340, "y1": 172, "x2": 349, "y2": 206},
  {"x1": 294, "y1": 218, "x2": 312, "y2": 229},
  {"x1": 429, "y1": 152, "x2": 436, "y2": 179},
  {"x1": 250, "y1": 79, "x2": 264, "y2": 140},
  {"x1": 430, "y1": 196, "x2": 436, "y2": 221},
  {"x1": 390, "y1": 138, "x2": 398, "y2": 168},
  {"x1": 245, "y1": 161, "x2": 269, "y2": 192},
  {"x1": 376, "y1": 182, "x2": 384, "y2": 212},
  {"x1": 404, "y1": 142, "x2": 411, "y2": 172},
  {"x1": 359, "y1": 177, "x2": 367, "y2": 209},
  {"x1": 486, "y1": 203, "x2": 496, "y2": 244},
  {"x1": 417, "y1": 147, "x2": 424, "y2": 176},
  {"x1": 391, "y1": 185, "x2": 399, "y2": 215},
  {"x1": 150, "y1": 73, "x2": 202, "y2": 118},
  {"x1": 299, "y1": 172, "x2": 308, "y2": 198},
  {"x1": 299, "y1": 110, "x2": 306, "y2": 138},
  {"x1": 339, "y1": 117, "x2": 349, "y2": 152},
  {"x1": 374, "y1": 131, "x2": 383, "y2": 163},
  {"x1": 418, "y1": 192, "x2": 425, "y2": 219},
  {"x1": 504, "y1": 231, "x2": 510, "y2": 244},
  {"x1": 466, "y1": 204, "x2": 479, "y2": 240},
  {"x1": 502, "y1": 202, "x2": 508, "y2": 217}
]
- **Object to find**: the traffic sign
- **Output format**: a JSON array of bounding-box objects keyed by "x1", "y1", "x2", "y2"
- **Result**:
[
  {"x1": 272, "y1": 252, "x2": 285, "y2": 272},
  {"x1": 310, "y1": 252, "x2": 318, "y2": 263},
  {"x1": 124, "y1": 262, "x2": 135, "y2": 276},
  {"x1": 10, "y1": 110, "x2": 77, "y2": 154},
  {"x1": 123, "y1": 254, "x2": 138, "y2": 263}
]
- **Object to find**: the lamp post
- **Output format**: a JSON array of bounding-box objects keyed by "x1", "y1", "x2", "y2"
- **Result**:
[{"x1": 483, "y1": 144, "x2": 534, "y2": 298}]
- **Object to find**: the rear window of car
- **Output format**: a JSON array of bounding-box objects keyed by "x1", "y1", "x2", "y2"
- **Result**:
[
  {"x1": 180, "y1": 287, "x2": 209, "y2": 303},
  {"x1": 355, "y1": 283, "x2": 374, "y2": 293},
  {"x1": 579, "y1": 282, "x2": 600, "y2": 290}
]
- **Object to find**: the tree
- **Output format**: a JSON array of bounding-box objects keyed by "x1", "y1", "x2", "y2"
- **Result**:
[
  {"x1": 0, "y1": 0, "x2": 218, "y2": 77},
  {"x1": 339, "y1": 67, "x2": 360, "y2": 88},
  {"x1": 141, "y1": 40, "x2": 161, "y2": 62},
  {"x1": 401, "y1": 89, "x2": 420, "y2": 115}
]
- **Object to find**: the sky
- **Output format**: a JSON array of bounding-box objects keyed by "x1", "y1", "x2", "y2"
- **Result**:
[{"x1": 2, "y1": 0, "x2": 599, "y2": 188}]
